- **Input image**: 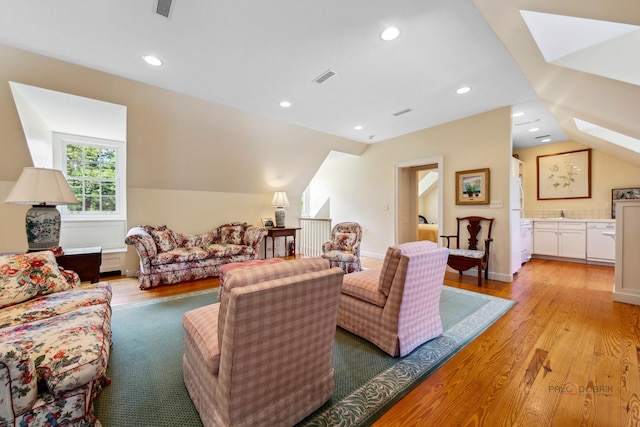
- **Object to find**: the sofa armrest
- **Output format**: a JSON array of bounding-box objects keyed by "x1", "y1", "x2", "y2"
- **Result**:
[
  {"x1": 243, "y1": 225, "x2": 267, "y2": 250},
  {"x1": 0, "y1": 343, "x2": 38, "y2": 419},
  {"x1": 125, "y1": 227, "x2": 157, "y2": 267}
]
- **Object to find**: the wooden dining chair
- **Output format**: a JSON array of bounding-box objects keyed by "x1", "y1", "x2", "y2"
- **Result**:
[{"x1": 441, "y1": 216, "x2": 494, "y2": 286}]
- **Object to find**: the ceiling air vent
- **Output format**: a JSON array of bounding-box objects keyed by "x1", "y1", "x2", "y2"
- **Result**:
[
  {"x1": 393, "y1": 108, "x2": 412, "y2": 117},
  {"x1": 313, "y1": 70, "x2": 336, "y2": 84},
  {"x1": 535, "y1": 135, "x2": 551, "y2": 139},
  {"x1": 155, "y1": 0, "x2": 173, "y2": 18}
]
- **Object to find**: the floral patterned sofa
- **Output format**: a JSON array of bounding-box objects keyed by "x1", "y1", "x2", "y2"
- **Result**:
[
  {"x1": 0, "y1": 251, "x2": 112, "y2": 427},
  {"x1": 125, "y1": 222, "x2": 268, "y2": 289}
]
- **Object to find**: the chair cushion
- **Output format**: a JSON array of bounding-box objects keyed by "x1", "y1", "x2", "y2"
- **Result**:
[
  {"x1": 0, "y1": 251, "x2": 75, "y2": 309},
  {"x1": 322, "y1": 250, "x2": 357, "y2": 262},
  {"x1": 341, "y1": 270, "x2": 387, "y2": 307},
  {"x1": 183, "y1": 303, "x2": 221, "y2": 375},
  {"x1": 449, "y1": 248, "x2": 484, "y2": 259},
  {"x1": 333, "y1": 232, "x2": 357, "y2": 251},
  {"x1": 378, "y1": 241, "x2": 437, "y2": 296},
  {"x1": 218, "y1": 258, "x2": 330, "y2": 349}
]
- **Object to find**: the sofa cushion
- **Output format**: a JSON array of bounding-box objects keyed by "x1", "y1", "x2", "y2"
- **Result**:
[
  {"x1": 204, "y1": 243, "x2": 255, "y2": 259},
  {"x1": 0, "y1": 303, "x2": 112, "y2": 396},
  {"x1": 0, "y1": 282, "x2": 112, "y2": 329},
  {"x1": 0, "y1": 341, "x2": 38, "y2": 418},
  {"x1": 153, "y1": 247, "x2": 211, "y2": 265},
  {"x1": 218, "y1": 222, "x2": 246, "y2": 245},
  {"x1": 333, "y1": 232, "x2": 358, "y2": 251},
  {"x1": 147, "y1": 225, "x2": 178, "y2": 252},
  {"x1": 0, "y1": 251, "x2": 75, "y2": 309}
]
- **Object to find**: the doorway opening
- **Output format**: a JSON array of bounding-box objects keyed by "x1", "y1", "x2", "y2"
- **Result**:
[{"x1": 396, "y1": 156, "x2": 443, "y2": 245}]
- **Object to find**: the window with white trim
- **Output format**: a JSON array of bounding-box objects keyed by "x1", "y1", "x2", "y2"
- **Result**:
[{"x1": 53, "y1": 133, "x2": 126, "y2": 219}]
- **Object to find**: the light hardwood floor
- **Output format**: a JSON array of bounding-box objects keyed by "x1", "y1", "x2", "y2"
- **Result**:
[{"x1": 104, "y1": 257, "x2": 639, "y2": 426}]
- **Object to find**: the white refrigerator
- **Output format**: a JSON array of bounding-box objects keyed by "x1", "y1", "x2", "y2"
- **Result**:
[{"x1": 510, "y1": 177, "x2": 524, "y2": 275}]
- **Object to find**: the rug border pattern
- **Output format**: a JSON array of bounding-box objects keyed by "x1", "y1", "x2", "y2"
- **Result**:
[{"x1": 299, "y1": 287, "x2": 515, "y2": 426}]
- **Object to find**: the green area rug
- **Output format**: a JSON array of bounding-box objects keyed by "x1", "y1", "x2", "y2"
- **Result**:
[{"x1": 94, "y1": 286, "x2": 515, "y2": 426}]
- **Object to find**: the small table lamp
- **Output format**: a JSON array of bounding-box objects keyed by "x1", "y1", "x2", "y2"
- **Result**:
[
  {"x1": 271, "y1": 191, "x2": 289, "y2": 228},
  {"x1": 4, "y1": 167, "x2": 79, "y2": 251}
]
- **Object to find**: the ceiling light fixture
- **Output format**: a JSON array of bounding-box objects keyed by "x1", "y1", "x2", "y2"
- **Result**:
[
  {"x1": 528, "y1": 127, "x2": 540, "y2": 132},
  {"x1": 380, "y1": 27, "x2": 400, "y2": 41},
  {"x1": 279, "y1": 101, "x2": 292, "y2": 108},
  {"x1": 142, "y1": 55, "x2": 163, "y2": 66},
  {"x1": 354, "y1": 125, "x2": 364, "y2": 131},
  {"x1": 512, "y1": 111, "x2": 525, "y2": 118},
  {"x1": 541, "y1": 138, "x2": 551, "y2": 143},
  {"x1": 456, "y1": 86, "x2": 471, "y2": 94}
]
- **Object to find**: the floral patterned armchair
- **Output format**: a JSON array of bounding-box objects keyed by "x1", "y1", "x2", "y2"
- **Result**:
[{"x1": 321, "y1": 222, "x2": 362, "y2": 273}]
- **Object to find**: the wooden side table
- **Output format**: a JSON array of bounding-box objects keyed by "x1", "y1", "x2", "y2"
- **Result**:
[
  {"x1": 56, "y1": 247, "x2": 102, "y2": 283},
  {"x1": 264, "y1": 227, "x2": 301, "y2": 258}
]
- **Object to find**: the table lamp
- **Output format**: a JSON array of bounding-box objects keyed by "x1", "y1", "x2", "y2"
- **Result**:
[
  {"x1": 4, "y1": 167, "x2": 79, "y2": 251},
  {"x1": 271, "y1": 191, "x2": 289, "y2": 228}
]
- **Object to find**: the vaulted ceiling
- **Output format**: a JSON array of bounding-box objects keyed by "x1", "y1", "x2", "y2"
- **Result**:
[{"x1": 0, "y1": 0, "x2": 638, "y2": 165}]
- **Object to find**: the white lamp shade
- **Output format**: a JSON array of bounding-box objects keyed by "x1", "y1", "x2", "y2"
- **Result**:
[
  {"x1": 5, "y1": 167, "x2": 79, "y2": 206},
  {"x1": 271, "y1": 191, "x2": 289, "y2": 208}
]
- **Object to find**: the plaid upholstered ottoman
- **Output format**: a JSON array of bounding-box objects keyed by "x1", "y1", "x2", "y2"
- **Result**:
[{"x1": 218, "y1": 258, "x2": 285, "y2": 301}]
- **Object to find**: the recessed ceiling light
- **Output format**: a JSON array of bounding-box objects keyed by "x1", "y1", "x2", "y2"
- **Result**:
[
  {"x1": 512, "y1": 111, "x2": 525, "y2": 118},
  {"x1": 541, "y1": 138, "x2": 551, "y2": 142},
  {"x1": 279, "y1": 101, "x2": 292, "y2": 108},
  {"x1": 380, "y1": 27, "x2": 400, "y2": 41},
  {"x1": 456, "y1": 86, "x2": 471, "y2": 94},
  {"x1": 142, "y1": 55, "x2": 163, "y2": 66},
  {"x1": 528, "y1": 127, "x2": 540, "y2": 132},
  {"x1": 354, "y1": 125, "x2": 364, "y2": 131}
]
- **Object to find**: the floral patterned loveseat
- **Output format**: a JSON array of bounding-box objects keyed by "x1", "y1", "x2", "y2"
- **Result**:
[
  {"x1": 125, "y1": 222, "x2": 268, "y2": 289},
  {"x1": 0, "y1": 251, "x2": 112, "y2": 427}
]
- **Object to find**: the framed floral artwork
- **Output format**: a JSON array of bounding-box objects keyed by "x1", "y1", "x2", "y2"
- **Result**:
[
  {"x1": 537, "y1": 149, "x2": 591, "y2": 200},
  {"x1": 612, "y1": 187, "x2": 640, "y2": 218},
  {"x1": 455, "y1": 168, "x2": 490, "y2": 205}
]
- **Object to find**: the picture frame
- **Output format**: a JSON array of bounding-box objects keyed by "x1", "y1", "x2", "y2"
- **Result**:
[
  {"x1": 537, "y1": 149, "x2": 591, "y2": 200},
  {"x1": 612, "y1": 187, "x2": 640, "y2": 218},
  {"x1": 455, "y1": 168, "x2": 490, "y2": 205},
  {"x1": 261, "y1": 218, "x2": 274, "y2": 227}
]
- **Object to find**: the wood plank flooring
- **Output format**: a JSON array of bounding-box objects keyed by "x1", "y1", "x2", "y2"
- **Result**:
[{"x1": 103, "y1": 257, "x2": 640, "y2": 426}]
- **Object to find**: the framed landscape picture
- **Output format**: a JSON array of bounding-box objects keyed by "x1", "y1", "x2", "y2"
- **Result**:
[
  {"x1": 456, "y1": 168, "x2": 490, "y2": 205},
  {"x1": 537, "y1": 149, "x2": 591, "y2": 200}
]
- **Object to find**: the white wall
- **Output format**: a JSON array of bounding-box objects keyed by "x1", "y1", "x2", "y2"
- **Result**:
[
  {"x1": 309, "y1": 107, "x2": 515, "y2": 281},
  {"x1": 515, "y1": 140, "x2": 640, "y2": 216}
]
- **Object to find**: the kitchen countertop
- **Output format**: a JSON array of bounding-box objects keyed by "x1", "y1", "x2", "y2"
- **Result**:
[{"x1": 529, "y1": 218, "x2": 615, "y2": 223}]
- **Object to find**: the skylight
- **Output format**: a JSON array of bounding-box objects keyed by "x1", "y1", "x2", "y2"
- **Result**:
[
  {"x1": 573, "y1": 118, "x2": 640, "y2": 154},
  {"x1": 521, "y1": 10, "x2": 640, "y2": 86}
]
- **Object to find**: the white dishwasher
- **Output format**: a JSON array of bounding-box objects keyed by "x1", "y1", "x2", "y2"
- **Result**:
[{"x1": 586, "y1": 222, "x2": 616, "y2": 264}]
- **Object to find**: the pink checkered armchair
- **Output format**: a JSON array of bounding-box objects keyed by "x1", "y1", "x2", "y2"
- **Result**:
[
  {"x1": 321, "y1": 221, "x2": 362, "y2": 273},
  {"x1": 337, "y1": 241, "x2": 449, "y2": 357},
  {"x1": 182, "y1": 259, "x2": 344, "y2": 427}
]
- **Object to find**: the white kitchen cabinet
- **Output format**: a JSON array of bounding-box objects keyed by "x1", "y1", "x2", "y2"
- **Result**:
[
  {"x1": 614, "y1": 200, "x2": 640, "y2": 305},
  {"x1": 533, "y1": 222, "x2": 558, "y2": 256},
  {"x1": 533, "y1": 221, "x2": 586, "y2": 260},
  {"x1": 558, "y1": 224, "x2": 586, "y2": 258}
]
